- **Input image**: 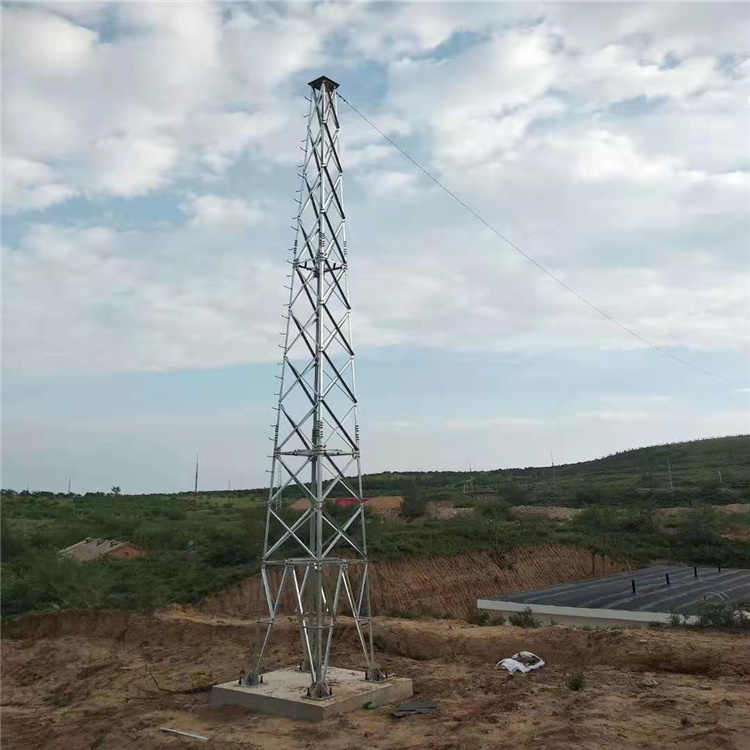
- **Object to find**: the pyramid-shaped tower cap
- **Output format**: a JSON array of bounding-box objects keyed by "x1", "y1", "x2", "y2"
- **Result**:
[{"x1": 308, "y1": 75, "x2": 339, "y2": 91}]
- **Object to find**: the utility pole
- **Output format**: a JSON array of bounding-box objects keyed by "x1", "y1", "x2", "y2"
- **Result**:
[
  {"x1": 667, "y1": 458, "x2": 674, "y2": 492},
  {"x1": 244, "y1": 76, "x2": 383, "y2": 698},
  {"x1": 194, "y1": 453, "x2": 199, "y2": 494},
  {"x1": 550, "y1": 450, "x2": 557, "y2": 489},
  {"x1": 68, "y1": 476, "x2": 71, "y2": 494},
  {"x1": 717, "y1": 470, "x2": 723, "y2": 485}
]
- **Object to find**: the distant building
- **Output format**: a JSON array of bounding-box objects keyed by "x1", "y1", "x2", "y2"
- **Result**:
[{"x1": 59, "y1": 537, "x2": 147, "y2": 563}]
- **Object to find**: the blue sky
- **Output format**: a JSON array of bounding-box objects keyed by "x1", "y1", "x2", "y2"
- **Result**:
[{"x1": 2, "y1": 2, "x2": 749, "y2": 493}]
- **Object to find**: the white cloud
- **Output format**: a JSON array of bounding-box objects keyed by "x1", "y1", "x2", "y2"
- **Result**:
[
  {"x1": 2, "y1": 215, "x2": 283, "y2": 376},
  {"x1": 445, "y1": 417, "x2": 544, "y2": 432},
  {"x1": 182, "y1": 194, "x2": 265, "y2": 230},
  {"x1": 567, "y1": 45, "x2": 719, "y2": 103},
  {"x1": 3, "y1": 2, "x2": 749, "y2": 379},
  {"x1": 34, "y1": 2, "x2": 110, "y2": 25},
  {"x1": 3, "y1": 157, "x2": 79, "y2": 214},
  {"x1": 361, "y1": 170, "x2": 420, "y2": 198},
  {"x1": 0, "y1": 3, "x2": 363, "y2": 213},
  {"x1": 3, "y1": 3, "x2": 750, "y2": 490},
  {"x1": 389, "y1": 26, "x2": 561, "y2": 125},
  {"x1": 87, "y1": 136, "x2": 179, "y2": 197},
  {"x1": 569, "y1": 130, "x2": 688, "y2": 184},
  {"x1": 378, "y1": 3, "x2": 749, "y2": 250},
  {"x1": 8, "y1": 210, "x2": 745, "y2": 378},
  {"x1": 352, "y1": 225, "x2": 750, "y2": 356}
]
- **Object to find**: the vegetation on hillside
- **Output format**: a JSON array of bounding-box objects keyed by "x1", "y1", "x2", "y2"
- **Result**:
[
  {"x1": 2, "y1": 435, "x2": 749, "y2": 619},
  {"x1": 1, "y1": 493, "x2": 266, "y2": 617},
  {"x1": 358, "y1": 435, "x2": 750, "y2": 506},
  {"x1": 3, "y1": 490, "x2": 750, "y2": 619}
]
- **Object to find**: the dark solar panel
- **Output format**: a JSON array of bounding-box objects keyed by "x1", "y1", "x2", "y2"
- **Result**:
[{"x1": 485, "y1": 566, "x2": 750, "y2": 615}]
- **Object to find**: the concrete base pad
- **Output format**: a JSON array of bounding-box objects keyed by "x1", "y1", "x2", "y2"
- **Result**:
[{"x1": 211, "y1": 666, "x2": 413, "y2": 721}]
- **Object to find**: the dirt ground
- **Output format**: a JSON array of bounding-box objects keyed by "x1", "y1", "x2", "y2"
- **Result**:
[
  {"x1": 510, "y1": 506, "x2": 583, "y2": 521},
  {"x1": 3, "y1": 610, "x2": 750, "y2": 750}
]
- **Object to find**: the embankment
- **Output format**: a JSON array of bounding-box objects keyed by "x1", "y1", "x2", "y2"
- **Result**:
[{"x1": 189, "y1": 544, "x2": 625, "y2": 620}]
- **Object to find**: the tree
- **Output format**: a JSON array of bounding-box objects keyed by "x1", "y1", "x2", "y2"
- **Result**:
[
  {"x1": 111, "y1": 486, "x2": 121, "y2": 496},
  {"x1": 679, "y1": 503, "x2": 723, "y2": 545},
  {"x1": 402, "y1": 480, "x2": 426, "y2": 519},
  {"x1": 498, "y1": 482, "x2": 530, "y2": 505}
]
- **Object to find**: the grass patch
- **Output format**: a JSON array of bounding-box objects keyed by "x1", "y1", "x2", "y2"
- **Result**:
[{"x1": 566, "y1": 672, "x2": 586, "y2": 691}]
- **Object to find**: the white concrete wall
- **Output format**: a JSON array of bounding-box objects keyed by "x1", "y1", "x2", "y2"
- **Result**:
[{"x1": 476, "y1": 599, "x2": 697, "y2": 628}]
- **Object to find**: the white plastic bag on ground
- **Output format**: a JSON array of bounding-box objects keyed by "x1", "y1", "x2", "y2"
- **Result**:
[{"x1": 495, "y1": 651, "x2": 545, "y2": 674}]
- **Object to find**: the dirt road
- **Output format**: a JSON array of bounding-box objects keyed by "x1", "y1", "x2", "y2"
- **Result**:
[{"x1": 3, "y1": 610, "x2": 750, "y2": 750}]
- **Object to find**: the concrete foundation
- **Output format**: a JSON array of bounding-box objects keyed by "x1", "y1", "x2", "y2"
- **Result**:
[{"x1": 211, "y1": 666, "x2": 413, "y2": 721}]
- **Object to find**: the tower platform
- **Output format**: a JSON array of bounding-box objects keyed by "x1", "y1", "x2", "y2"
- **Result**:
[{"x1": 211, "y1": 666, "x2": 413, "y2": 721}]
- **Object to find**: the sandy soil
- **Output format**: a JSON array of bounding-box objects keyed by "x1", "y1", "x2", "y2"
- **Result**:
[{"x1": 3, "y1": 610, "x2": 750, "y2": 750}]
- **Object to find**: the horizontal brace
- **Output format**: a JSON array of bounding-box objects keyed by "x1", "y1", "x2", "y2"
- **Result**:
[{"x1": 263, "y1": 558, "x2": 367, "y2": 566}]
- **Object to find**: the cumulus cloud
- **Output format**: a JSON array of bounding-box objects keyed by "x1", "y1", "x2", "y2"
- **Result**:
[
  {"x1": 3, "y1": 3, "x2": 750, "y2": 491},
  {"x1": 3, "y1": 157, "x2": 79, "y2": 214},
  {"x1": 361, "y1": 170, "x2": 420, "y2": 198},
  {"x1": 351, "y1": 225, "x2": 750, "y2": 356},
  {"x1": 2, "y1": 2, "x2": 749, "y2": 381},
  {"x1": 181, "y1": 195, "x2": 265, "y2": 230},
  {"x1": 379, "y1": 4, "x2": 749, "y2": 269},
  {"x1": 1, "y1": 3, "x2": 362, "y2": 212},
  {"x1": 2, "y1": 213, "x2": 284, "y2": 375}
]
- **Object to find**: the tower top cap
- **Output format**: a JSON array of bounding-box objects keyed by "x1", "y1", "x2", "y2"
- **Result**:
[{"x1": 308, "y1": 75, "x2": 339, "y2": 91}]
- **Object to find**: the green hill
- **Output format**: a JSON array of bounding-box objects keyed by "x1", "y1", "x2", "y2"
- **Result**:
[
  {"x1": 2, "y1": 435, "x2": 749, "y2": 619},
  {"x1": 546, "y1": 434, "x2": 749, "y2": 486},
  {"x1": 359, "y1": 435, "x2": 750, "y2": 506}
]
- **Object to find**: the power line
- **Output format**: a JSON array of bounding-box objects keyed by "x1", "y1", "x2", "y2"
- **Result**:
[{"x1": 337, "y1": 93, "x2": 748, "y2": 386}]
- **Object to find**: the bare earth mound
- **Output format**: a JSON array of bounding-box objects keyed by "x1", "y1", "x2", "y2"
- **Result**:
[
  {"x1": 2, "y1": 610, "x2": 750, "y2": 750},
  {"x1": 511, "y1": 506, "x2": 583, "y2": 520}
]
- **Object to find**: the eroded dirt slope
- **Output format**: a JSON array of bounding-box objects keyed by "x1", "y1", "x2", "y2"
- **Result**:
[{"x1": 191, "y1": 544, "x2": 625, "y2": 620}]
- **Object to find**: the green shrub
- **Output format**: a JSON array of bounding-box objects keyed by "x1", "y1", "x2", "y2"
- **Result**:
[
  {"x1": 508, "y1": 607, "x2": 541, "y2": 628},
  {"x1": 678, "y1": 504, "x2": 725, "y2": 545},
  {"x1": 695, "y1": 599, "x2": 750, "y2": 629},
  {"x1": 1, "y1": 521, "x2": 29, "y2": 562},
  {"x1": 566, "y1": 672, "x2": 586, "y2": 691},
  {"x1": 469, "y1": 610, "x2": 490, "y2": 626},
  {"x1": 401, "y1": 480, "x2": 427, "y2": 519}
]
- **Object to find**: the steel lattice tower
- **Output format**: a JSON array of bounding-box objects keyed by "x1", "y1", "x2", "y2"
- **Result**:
[{"x1": 244, "y1": 76, "x2": 383, "y2": 699}]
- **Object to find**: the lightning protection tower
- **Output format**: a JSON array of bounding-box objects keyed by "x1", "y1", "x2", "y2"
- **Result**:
[{"x1": 244, "y1": 76, "x2": 383, "y2": 699}]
